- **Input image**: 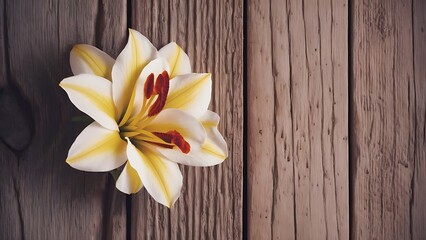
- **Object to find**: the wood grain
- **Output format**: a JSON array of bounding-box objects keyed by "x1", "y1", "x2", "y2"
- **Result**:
[
  {"x1": 351, "y1": 0, "x2": 426, "y2": 239},
  {"x1": 0, "y1": 0, "x2": 127, "y2": 239},
  {"x1": 0, "y1": 0, "x2": 7, "y2": 89},
  {"x1": 247, "y1": 0, "x2": 348, "y2": 239},
  {"x1": 412, "y1": 1, "x2": 426, "y2": 238},
  {"x1": 2, "y1": 0, "x2": 426, "y2": 239},
  {"x1": 129, "y1": 0, "x2": 243, "y2": 239}
]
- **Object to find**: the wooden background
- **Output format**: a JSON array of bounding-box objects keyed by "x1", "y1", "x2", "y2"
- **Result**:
[{"x1": 0, "y1": 0, "x2": 425, "y2": 239}]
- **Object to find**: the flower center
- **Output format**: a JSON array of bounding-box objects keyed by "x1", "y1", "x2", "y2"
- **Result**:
[{"x1": 119, "y1": 71, "x2": 190, "y2": 154}]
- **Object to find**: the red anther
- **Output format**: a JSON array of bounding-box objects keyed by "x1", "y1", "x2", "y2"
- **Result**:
[
  {"x1": 152, "y1": 131, "x2": 172, "y2": 143},
  {"x1": 153, "y1": 73, "x2": 164, "y2": 95},
  {"x1": 148, "y1": 92, "x2": 167, "y2": 116},
  {"x1": 170, "y1": 132, "x2": 190, "y2": 153},
  {"x1": 153, "y1": 130, "x2": 191, "y2": 154},
  {"x1": 161, "y1": 70, "x2": 169, "y2": 82},
  {"x1": 148, "y1": 73, "x2": 170, "y2": 116},
  {"x1": 160, "y1": 74, "x2": 169, "y2": 95},
  {"x1": 144, "y1": 73, "x2": 154, "y2": 99}
]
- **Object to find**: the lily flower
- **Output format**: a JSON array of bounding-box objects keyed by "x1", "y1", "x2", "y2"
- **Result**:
[{"x1": 60, "y1": 29, "x2": 228, "y2": 207}]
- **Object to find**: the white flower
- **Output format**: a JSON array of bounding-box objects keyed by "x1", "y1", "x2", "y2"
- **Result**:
[{"x1": 60, "y1": 29, "x2": 228, "y2": 207}]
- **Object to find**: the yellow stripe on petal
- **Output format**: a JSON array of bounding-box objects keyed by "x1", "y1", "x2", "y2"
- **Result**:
[
  {"x1": 153, "y1": 110, "x2": 227, "y2": 167},
  {"x1": 170, "y1": 47, "x2": 181, "y2": 75},
  {"x1": 118, "y1": 84, "x2": 137, "y2": 126},
  {"x1": 144, "y1": 109, "x2": 206, "y2": 150},
  {"x1": 159, "y1": 42, "x2": 191, "y2": 78},
  {"x1": 116, "y1": 162, "x2": 143, "y2": 194},
  {"x1": 66, "y1": 122, "x2": 127, "y2": 172},
  {"x1": 131, "y1": 58, "x2": 169, "y2": 118},
  {"x1": 165, "y1": 73, "x2": 212, "y2": 118},
  {"x1": 138, "y1": 147, "x2": 171, "y2": 203},
  {"x1": 151, "y1": 137, "x2": 226, "y2": 167},
  {"x1": 126, "y1": 139, "x2": 182, "y2": 207},
  {"x1": 60, "y1": 83, "x2": 115, "y2": 118},
  {"x1": 200, "y1": 140, "x2": 227, "y2": 159},
  {"x1": 112, "y1": 29, "x2": 158, "y2": 120},
  {"x1": 198, "y1": 110, "x2": 228, "y2": 160},
  {"x1": 60, "y1": 74, "x2": 118, "y2": 130},
  {"x1": 70, "y1": 44, "x2": 114, "y2": 80},
  {"x1": 67, "y1": 132, "x2": 122, "y2": 163}
]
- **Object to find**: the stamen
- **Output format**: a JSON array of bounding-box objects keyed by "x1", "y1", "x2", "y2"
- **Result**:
[
  {"x1": 161, "y1": 70, "x2": 169, "y2": 82},
  {"x1": 153, "y1": 130, "x2": 191, "y2": 154},
  {"x1": 144, "y1": 73, "x2": 154, "y2": 99},
  {"x1": 147, "y1": 142, "x2": 174, "y2": 149},
  {"x1": 152, "y1": 131, "x2": 172, "y2": 143},
  {"x1": 148, "y1": 93, "x2": 167, "y2": 116},
  {"x1": 148, "y1": 72, "x2": 170, "y2": 116},
  {"x1": 128, "y1": 95, "x2": 156, "y2": 126},
  {"x1": 129, "y1": 71, "x2": 170, "y2": 125},
  {"x1": 120, "y1": 131, "x2": 141, "y2": 138},
  {"x1": 153, "y1": 72, "x2": 165, "y2": 94}
]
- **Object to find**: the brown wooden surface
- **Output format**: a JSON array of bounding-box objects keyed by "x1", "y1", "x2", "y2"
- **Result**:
[
  {"x1": 129, "y1": 0, "x2": 243, "y2": 239},
  {"x1": 0, "y1": 0, "x2": 127, "y2": 239},
  {"x1": 351, "y1": 0, "x2": 426, "y2": 239},
  {"x1": 412, "y1": 1, "x2": 426, "y2": 238},
  {"x1": 247, "y1": 0, "x2": 348, "y2": 239},
  {"x1": 2, "y1": 0, "x2": 426, "y2": 239},
  {"x1": 0, "y1": 0, "x2": 244, "y2": 239}
]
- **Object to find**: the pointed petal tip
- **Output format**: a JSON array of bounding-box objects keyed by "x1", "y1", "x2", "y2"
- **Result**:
[
  {"x1": 73, "y1": 43, "x2": 86, "y2": 47},
  {"x1": 128, "y1": 28, "x2": 140, "y2": 35},
  {"x1": 70, "y1": 44, "x2": 95, "y2": 54},
  {"x1": 165, "y1": 194, "x2": 180, "y2": 208},
  {"x1": 115, "y1": 185, "x2": 132, "y2": 195},
  {"x1": 71, "y1": 44, "x2": 85, "y2": 50}
]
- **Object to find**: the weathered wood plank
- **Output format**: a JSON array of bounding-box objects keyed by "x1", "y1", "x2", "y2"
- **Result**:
[
  {"x1": 130, "y1": 0, "x2": 243, "y2": 239},
  {"x1": 0, "y1": 0, "x2": 6, "y2": 89},
  {"x1": 247, "y1": 0, "x2": 348, "y2": 239},
  {"x1": 0, "y1": 0, "x2": 127, "y2": 239},
  {"x1": 351, "y1": 0, "x2": 426, "y2": 239},
  {"x1": 412, "y1": 1, "x2": 426, "y2": 238},
  {"x1": 0, "y1": 2, "x2": 22, "y2": 238}
]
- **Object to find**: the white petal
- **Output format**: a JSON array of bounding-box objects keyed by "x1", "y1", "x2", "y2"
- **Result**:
[
  {"x1": 165, "y1": 73, "x2": 212, "y2": 118},
  {"x1": 131, "y1": 58, "x2": 169, "y2": 117},
  {"x1": 66, "y1": 122, "x2": 127, "y2": 172},
  {"x1": 154, "y1": 147, "x2": 223, "y2": 167},
  {"x1": 197, "y1": 110, "x2": 228, "y2": 163},
  {"x1": 116, "y1": 162, "x2": 143, "y2": 194},
  {"x1": 158, "y1": 42, "x2": 191, "y2": 78},
  {"x1": 126, "y1": 139, "x2": 183, "y2": 207},
  {"x1": 70, "y1": 44, "x2": 114, "y2": 80},
  {"x1": 60, "y1": 74, "x2": 118, "y2": 131},
  {"x1": 155, "y1": 111, "x2": 227, "y2": 166},
  {"x1": 143, "y1": 109, "x2": 205, "y2": 150},
  {"x1": 112, "y1": 29, "x2": 158, "y2": 119}
]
